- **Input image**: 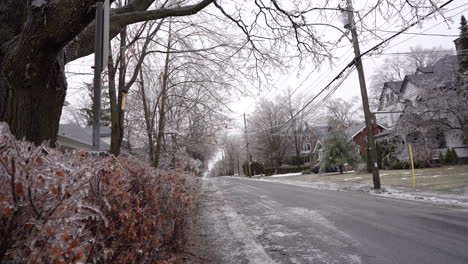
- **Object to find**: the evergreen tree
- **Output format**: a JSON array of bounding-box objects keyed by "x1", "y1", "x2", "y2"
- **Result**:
[
  {"x1": 79, "y1": 83, "x2": 111, "y2": 127},
  {"x1": 458, "y1": 15, "x2": 468, "y2": 73},
  {"x1": 320, "y1": 129, "x2": 360, "y2": 174}
]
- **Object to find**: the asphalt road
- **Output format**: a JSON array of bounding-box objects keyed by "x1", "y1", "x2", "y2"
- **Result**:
[{"x1": 207, "y1": 177, "x2": 468, "y2": 264}]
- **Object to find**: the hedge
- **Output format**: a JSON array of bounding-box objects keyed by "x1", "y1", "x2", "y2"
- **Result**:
[{"x1": 0, "y1": 124, "x2": 200, "y2": 263}]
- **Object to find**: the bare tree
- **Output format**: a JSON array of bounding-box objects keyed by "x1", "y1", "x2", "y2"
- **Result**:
[
  {"x1": 249, "y1": 97, "x2": 291, "y2": 168},
  {"x1": 370, "y1": 46, "x2": 454, "y2": 99},
  {"x1": 0, "y1": 0, "x2": 448, "y2": 145},
  {"x1": 326, "y1": 96, "x2": 363, "y2": 128}
]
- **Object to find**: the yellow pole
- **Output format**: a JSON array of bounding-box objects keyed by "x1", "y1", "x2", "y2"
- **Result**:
[{"x1": 408, "y1": 144, "x2": 416, "y2": 188}]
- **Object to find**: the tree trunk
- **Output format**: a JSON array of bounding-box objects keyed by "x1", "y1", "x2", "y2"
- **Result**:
[
  {"x1": 110, "y1": 27, "x2": 127, "y2": 156},
  {"x1": 153, "y1": 22, "x2": 172, "y2": 167},
  {"x1": 139, "y1": 68, "x2": 156, "y2": 163},
  {"x1": 0, "y1": 50, "x2": 66, "y2": 146}
]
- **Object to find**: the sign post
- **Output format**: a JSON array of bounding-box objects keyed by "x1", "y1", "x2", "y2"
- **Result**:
[
  {"x1": 408, "y1": 144, "x2": 416, "y2": 188},
  {"x1": 92, "y1": 0, "x2": 109, "y2": 150}
]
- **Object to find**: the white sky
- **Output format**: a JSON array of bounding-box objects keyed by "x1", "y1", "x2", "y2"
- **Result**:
[
  {"x1": 63, "y1": 0, "x2": 468, "y2": 133},
  {"x1": 226, "y1": 0, "x2": 468, "y2": 130}
]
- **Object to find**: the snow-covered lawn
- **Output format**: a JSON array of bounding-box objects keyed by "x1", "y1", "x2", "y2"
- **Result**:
[
  {"x1": 268, "y1": 172, "x2": 302, "y2": 178},
  {"x1": 280, "y1": 164, "x2": 468, "y2": 190}
]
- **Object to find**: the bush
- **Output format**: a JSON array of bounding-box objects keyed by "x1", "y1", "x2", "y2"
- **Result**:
[
  {"x1": 0, "y1": 124, "x2": 200, "y2": 263},
  {"x1": 301, "y1": 169, "x2": 311, "y2": 175},
  {"x1": 242, "y1": 161, "x2": 264, "y2": 176},
  {"x1": 445, "y1": 149, "x2": 459, "y2": 164}
]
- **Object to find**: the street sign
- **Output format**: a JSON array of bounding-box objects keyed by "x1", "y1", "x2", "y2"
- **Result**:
[{"x1": 102, "y1": 0, "x2": 109, "y2": 70}]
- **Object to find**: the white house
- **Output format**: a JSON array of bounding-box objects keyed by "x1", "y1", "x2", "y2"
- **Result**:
[{"x1": 377, "y1": 54, "x2": 468, "y2": 159}]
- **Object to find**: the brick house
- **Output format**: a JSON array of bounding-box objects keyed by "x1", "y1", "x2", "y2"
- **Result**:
[{"x1": 305, "y1": 122, "x2": 386, "y2": 163}]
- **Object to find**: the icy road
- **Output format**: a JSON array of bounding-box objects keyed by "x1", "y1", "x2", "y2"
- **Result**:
[{"x1": 188, "y1": 176, "x2": 468, "y2": 264}]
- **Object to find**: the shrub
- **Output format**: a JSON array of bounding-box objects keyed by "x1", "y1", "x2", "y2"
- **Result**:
[
  {"x1": 301, "y1": 169, "x2": 311, "y2": 175},
  {"x1": 0, "y1": 124, "x2": 200, "y2": 263},
  {"x1": 242, "y1": 161, "x2": 264, "y2": 176},
  {"x1": 445, "y1": 149, "x2": 459, "y2": 164}
]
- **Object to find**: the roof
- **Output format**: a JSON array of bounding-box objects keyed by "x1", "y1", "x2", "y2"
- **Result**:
[
  {"x1": 415, "y1": 66, "x2": 434, "y2": 74},
  {"x1": 83, "y1": 126, "x2": 111, "y2": 137},
  {"x1": 378, "y1": 81, "x2": 403, "y2": 108},
  {"x1": 345, "y1": 122, "x2": 387, "y2": 140},
  {"x1": 309, "y1": 126, "x2": 329, "y2": 142},
  {"x1": 402, "y1": 72, "x2": 454, "y2": 93},
  {"x1": 57, "y1": 124, "x2": 110, "y2": 151},
  {"x1": 344, "y1": 123, "x2": 366, "y2": 139},
  {"x1": 400, "y1": 55, "x2": 458, "y2": 94},
  {"x1": 385, "y1": 81, "x2": 403, "y2": 93},
  {"x1": 432, "y1": 55, "x2": 458, "y2": 73}
]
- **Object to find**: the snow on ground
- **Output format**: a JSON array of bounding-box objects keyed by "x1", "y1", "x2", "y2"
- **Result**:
[
  {"x1": 231, "y1": 176, "x2": 468, "y2": 208},
  {"x1": 191, "y1": 178, "x2": 275, "y2": 264},
  {"x1": 268, "y1": 172, "x2": 302, "y2": 178},
  {"x1": 212, "y1": 178, "x2": 363, "y2": 264}
]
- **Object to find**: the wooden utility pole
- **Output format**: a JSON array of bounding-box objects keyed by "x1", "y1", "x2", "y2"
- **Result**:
[
  {"x1": 243, "y1": 113, "x2": 252, "y2": 178},
  {"x1": 346, "y1": 0, "x2": 381, "y2": 189}
]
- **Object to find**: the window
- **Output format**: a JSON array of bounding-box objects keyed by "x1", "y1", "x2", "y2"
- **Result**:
[
  {"x1": 436, "y1": 132, "x2": 447, "y2": 149},
  {"x1": 303, "y1": 143, "x2": 311, "y2": 151}
]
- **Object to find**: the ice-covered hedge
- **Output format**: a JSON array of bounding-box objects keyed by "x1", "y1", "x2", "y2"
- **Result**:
[{"x1": 0, "y1": 124, "x2": 200, "y2": 263}]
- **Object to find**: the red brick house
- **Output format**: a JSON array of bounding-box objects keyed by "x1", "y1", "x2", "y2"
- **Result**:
[{"x1": 307, "y1": 122, "x2": 386, "y2": 163}]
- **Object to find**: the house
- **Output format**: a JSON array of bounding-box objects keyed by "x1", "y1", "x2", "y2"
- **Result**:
[
  {"x1": 377, "y1": 48, "x2": 468, "y2": 159},
  {"x1": 57, "y1": 124, "x2": 110, "y2": 151},
  {"x1": 304, "y1": 122, "x2": 386, "y2": 163}
]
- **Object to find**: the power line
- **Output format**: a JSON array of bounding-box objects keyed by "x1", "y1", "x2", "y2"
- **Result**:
[
  {"x1": 373, "y1": 30, "x2": 458, "y2": 37},
  {"x1": 383, "y1": 6, "x2": 468, "y2": 51},
  {"x1": 280, "y1": 0, "x2": 456, "y2": 128}
]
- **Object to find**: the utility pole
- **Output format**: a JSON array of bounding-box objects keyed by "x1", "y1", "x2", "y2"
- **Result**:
[
  {"x1": 243, "y1": 113, "x2": 252, "y2": 178},
  {"x1": 345, "y1": 0, "x2": 381, "y2": 189}
]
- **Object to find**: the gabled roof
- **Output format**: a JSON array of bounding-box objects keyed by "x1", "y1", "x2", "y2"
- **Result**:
[
  {"x1": 58, "y1": 124, "x2": 110, "y2": 151},
  {"x1": 310, "y1": 123, "x2": 386, "y2": 153},
  {"x1": 385, "y1": 81, "x2": 403, "y2": 93},
  {"x1": 378, "y1": 81, "x2": 403, "y2": 109},
  {"x1": 344, "y1": 122, "x2": 387, "y2": 140},
  {"x1": 83, "y1": 126, "x2": 112, "y2": 137},
  {"x1": 401, "y1": 72, "x2": 454, "y2": 94},
  {"x1": 415, "y1": 66, "x2": 434, "y2": 74}
]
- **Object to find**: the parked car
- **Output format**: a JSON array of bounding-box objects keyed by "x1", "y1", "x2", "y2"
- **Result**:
[{"x1": 311, "y1": 163, "x2": 320, "y2": 174}]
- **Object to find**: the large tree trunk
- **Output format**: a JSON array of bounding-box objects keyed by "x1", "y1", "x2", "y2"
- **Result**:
[
  {"x1": 0, "y1": 48, "x2": 67, "y2": 146},
  {"x1": 0, "y1": 0, "x2": 99, "y2": 145},
  {"x1": 0, "y1": 0, "x2": 212, "y2": 146}
]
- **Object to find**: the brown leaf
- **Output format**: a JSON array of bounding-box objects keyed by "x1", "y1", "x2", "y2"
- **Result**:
[
  {"x1": 2, "y1": 208, "x2": 13, "y2": 217},
  {"x1": 61, "y1": 231, "x2": 70, "y2": 241},
  {"x1": 70, "y1": 239, "x2": 79, "y2": 248},
  {"x1": 35, "y1": 156, "x2": 44, "y2": 166},
  {"x1": 51, "y1": 187, "x2": 59, "y2": 195},
  {"x1": 14, "y1": 183, "x2": 25, "y2": 197}
]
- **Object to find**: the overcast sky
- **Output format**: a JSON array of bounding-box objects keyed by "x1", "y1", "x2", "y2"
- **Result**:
[
  {"x1": 225, "y1": 0, "x2": 467, "y2": 129},
  {"x1": 63, "y1": 0, "x2": 468, "y2": 131}
]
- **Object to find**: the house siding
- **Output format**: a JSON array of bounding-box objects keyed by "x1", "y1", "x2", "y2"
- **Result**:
[{"x1": 352, "y1": 125, "x2": 385, "y2": 156}]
